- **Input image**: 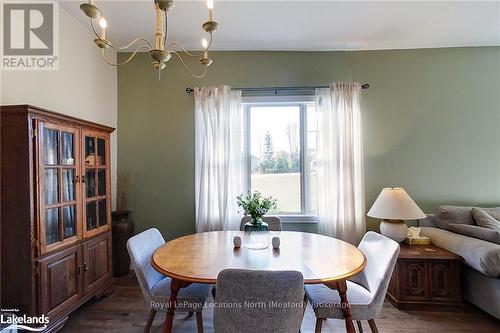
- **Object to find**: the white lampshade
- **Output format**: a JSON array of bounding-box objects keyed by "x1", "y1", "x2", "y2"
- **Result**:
[{"x1": 367, "y1": 187, "x2": 426, "y2": 220}]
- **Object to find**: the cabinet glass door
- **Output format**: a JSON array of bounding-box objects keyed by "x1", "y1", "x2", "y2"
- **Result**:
[
  {"x1": 82, "y1": 132, "x2": 110, "y2": 238},
  {"x1": 39, "y1": 122, "x2": 81, "y2": 253}
]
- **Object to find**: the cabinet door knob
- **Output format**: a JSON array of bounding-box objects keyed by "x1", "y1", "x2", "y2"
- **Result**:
[
  {"x1": 77, "y1": 265, "x2": 82, "y2": 274},
  {"x1": 83, "y1": 262, "x2": 88, "y2": 271},
  {"x1": 75, "y1": 175, "x2": 80, "y2": 183},
  {"x1": 81, "y1": 175, "x2": 86, "y2": 183}
]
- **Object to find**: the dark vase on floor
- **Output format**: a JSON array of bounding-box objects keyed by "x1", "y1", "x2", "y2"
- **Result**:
[{"x1": 112, "y1": 210, "x2": 134, "y2": 277}]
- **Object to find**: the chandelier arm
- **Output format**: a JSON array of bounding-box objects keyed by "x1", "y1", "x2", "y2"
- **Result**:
[
  {"x1": 171, "y1": 51, "x2": 208, "y2": 79},
  {"x1": 167, "y1": 32, "x2": 213, "y2": 58},
  {"x1": 100, "y1": 46, "x2": 150, "y2": 67},
  {"x1": 90, "y1": 18, "x2": 153, "y2": 50}
]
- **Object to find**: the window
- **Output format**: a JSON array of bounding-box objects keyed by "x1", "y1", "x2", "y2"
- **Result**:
[{"x1": 244, "y1": 97, "x2": 318, "y2": 220}]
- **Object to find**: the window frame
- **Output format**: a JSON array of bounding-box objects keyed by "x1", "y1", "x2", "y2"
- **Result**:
[{"x1": 243, "y1": 95, "x2": 317, "y2": 224}]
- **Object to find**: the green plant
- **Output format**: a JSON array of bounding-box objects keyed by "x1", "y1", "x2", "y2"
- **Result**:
[{"x1": 236, "y1": 191, "x2": 278, "y2": 225}]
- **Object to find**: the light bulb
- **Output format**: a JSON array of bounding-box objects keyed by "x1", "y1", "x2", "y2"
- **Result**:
[
  {"x1": 202, "y1": 38, "x2": 208, "y2": 49},
  {"x1": 99, "y1": 17, "x2": 107, "y2": 29},
  {"x1": 207, "y1": 0, "x2": 213, "y2": 10}
]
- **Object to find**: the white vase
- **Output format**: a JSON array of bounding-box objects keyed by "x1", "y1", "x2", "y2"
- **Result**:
[{"x1": 379, "y1": 219, "x2": 408, "y2": 242}]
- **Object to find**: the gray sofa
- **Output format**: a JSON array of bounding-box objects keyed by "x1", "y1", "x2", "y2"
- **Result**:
[{"x1": 418, "y1": 206, "x2": 500, "y2": 319}]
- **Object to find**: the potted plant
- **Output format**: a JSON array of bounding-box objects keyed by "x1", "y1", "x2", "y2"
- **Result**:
[
  {"x1": 236, "y1": 191, "x2": 277, "y2": 249},
  {"x1": 112, "y1": 172, "x2": 134, "y2": 277}
]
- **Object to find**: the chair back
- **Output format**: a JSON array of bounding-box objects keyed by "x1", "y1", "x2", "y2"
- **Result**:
[
  {"x1": 349, "y1": 231, "x2": 400, "y2": 310},
  {"x1": 214, "y1": 269, "x2": 304, "y2": 333},
  {"x1": 240, "y1": 215, "x2": 282, "y2": 231},
  {"x1": 127, "y1": 228, "x2": 166, "y2": 302}
]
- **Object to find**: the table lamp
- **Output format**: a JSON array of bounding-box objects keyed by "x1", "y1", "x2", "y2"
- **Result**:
[{"x1": 367, "y1": 187, "x2": 426, "y2": 242}]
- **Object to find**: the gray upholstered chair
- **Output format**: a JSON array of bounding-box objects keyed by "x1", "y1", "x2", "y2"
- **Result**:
[
  {"x1": 126, "y1": 228, "x2": 211, "y2": 333},
  {"x1": 240, "y1": 215, "x2": 283, "y2": 231},
  {"x1": 304, "y1": 231, "x2": 400, "y2": 333},
  {"x1": 214, "y1": 269, "x2": 305, "y2": 333}
]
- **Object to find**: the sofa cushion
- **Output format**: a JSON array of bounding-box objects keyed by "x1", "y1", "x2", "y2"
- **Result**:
[
  {"x1": 473, "y1": 208, "x2": 500, "y2": 232},
  {"x1": 435, "y1": 205, "x2": 500, "y2": 230},
  {"x1": 420, "y1": 227, "x2": 500, "y2": 278},
  {"x1": 435, "y1": 206, "x2": 475, "y2": 229},
  {"x1": 448, "y1": 223, "x2": 500, "y2": 245}
]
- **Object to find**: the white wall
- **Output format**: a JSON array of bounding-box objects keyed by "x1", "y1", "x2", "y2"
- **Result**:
[{"x1": 1, "y1": 7, "x2": 118, "y2": 207}]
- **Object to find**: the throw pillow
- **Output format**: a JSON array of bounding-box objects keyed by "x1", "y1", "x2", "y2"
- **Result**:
[
  {"x1": 472, "y1": 208, "x2": 500, "y2": 232},
  {"x1": 435, "y1": 205, "x2": 475, "y2": 230}
]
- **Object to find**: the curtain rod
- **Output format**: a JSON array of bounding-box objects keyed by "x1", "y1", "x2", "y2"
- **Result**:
[{"x1": 185, "y1": 83, "x2": 369, "y2": 94}]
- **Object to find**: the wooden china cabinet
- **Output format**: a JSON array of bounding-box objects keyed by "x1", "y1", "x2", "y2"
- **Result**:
[{"x1": 1, "y1": 105, "x2": 115, "y2": 332}]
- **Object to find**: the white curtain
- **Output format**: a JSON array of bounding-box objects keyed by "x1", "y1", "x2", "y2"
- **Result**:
[
  {"x1": 194, "y1": 86, "x2": 246, "y2": 232},
  {"x1": 315, "y1": 82, "x2": 366, "y2": 244}
]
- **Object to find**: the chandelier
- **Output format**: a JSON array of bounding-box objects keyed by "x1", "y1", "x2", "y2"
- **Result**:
[{"x1": 79, "y1": 0, "x2": 218, "y2": 79}]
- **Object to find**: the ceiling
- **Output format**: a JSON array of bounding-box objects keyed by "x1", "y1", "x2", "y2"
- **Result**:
[{"x1": 62, "y1": 1, "x2": 500, "y2": 51}]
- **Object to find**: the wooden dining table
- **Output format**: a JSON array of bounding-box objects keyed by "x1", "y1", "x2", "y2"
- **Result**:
[{"x1": 151, "y1": 231, "x2": 366, "y2": 333}]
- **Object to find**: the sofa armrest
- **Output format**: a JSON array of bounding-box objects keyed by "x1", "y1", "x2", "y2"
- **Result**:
[{"x1": 420, "y1": 227, "x2": 500, "y2": 278}]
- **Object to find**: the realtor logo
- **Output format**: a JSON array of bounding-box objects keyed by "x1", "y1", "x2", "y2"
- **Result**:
[
  {"x1": 1, "y1": 1, "x2": 59, "y2": 70},
  {"x1": 0, "y1": 310, "x2": 49, "y2": 332}
]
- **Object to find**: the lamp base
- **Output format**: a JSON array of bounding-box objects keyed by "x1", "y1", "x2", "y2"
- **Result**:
[{"x1": 379, "y1": 219, "x2": 408, "y2": 242}]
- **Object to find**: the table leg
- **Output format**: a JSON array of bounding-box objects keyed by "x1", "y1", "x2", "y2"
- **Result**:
[
  {"x1": 325, "y1": 280, "x2": 355, "y2": 333},
  {"x1": 162, "y1": 279, "x2": 191, "y2": 333}
]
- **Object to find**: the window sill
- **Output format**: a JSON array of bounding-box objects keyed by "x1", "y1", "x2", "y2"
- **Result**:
[{"x1": 278, "y1": 215, "x2": 318, "y2": 224}]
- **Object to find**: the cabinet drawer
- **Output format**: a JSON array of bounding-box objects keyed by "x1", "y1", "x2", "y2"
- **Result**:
[
  {"x1": 398, "y1": 260, "x2": 429, "y2": 301},
  {"x1": 391, "y1": 258, "x2": 462, "y2": 306},
  {"x1": 430, "y1": 261, "x2": 461, "y2": 302}
]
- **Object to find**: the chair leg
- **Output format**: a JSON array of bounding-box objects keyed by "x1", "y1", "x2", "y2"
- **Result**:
[
  {"x1": 368, "y1": 319, "x2": 379, "y2": 333},
  {"x1": 315, "y1": 318, "x2": 324, "y2": 333},
  {"x1": 195, "y1": 311, "x2": 204, "y2": 333},
  {"x1": 143, "y1": 309, "x2": 156, "y2": 333},
  {"x1": 356, "y1": 320, "x2": 364, "y2": 333},
  {"x1": 302, "y1": 294, "x2": 308, "y2": 317},
  {"x1": 298, "y1": 294, "x2": 308, "y2": 333}
]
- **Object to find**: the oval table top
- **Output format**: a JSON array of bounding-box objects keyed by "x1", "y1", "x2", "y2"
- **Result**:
[{"x1": 152, "y1": 231, "x2": 366, "y2": 284}]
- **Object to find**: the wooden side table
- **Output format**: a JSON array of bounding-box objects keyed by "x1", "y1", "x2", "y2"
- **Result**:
[{"x1": 387, "y1": 244, "x2": 464, "y2": 310}]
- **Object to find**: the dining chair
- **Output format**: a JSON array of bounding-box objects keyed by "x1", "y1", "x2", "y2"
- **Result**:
[
  {"x1": 214, "y1": 269, "x2": 305, "y2": 333},
  {"x1": 240, "y1": 215, "x2": 283, "y2": 231},
  {"x1": 304, "y1": 231, "x2": 400, "y2": 333},
  {"x1": 126, "y1": 228, "x2": 212, "y2": 333}
]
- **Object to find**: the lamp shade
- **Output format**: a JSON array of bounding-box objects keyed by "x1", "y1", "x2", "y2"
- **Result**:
[{"x1": 367, "y1": 188, "x2": 426, "y2": 220}]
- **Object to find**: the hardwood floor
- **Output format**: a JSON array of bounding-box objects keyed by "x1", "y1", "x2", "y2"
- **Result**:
[{"x1": 62, "y1": 274, "x2": 500, "y2": 333}]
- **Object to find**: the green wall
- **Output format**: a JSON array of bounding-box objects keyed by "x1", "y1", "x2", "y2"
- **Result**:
[{"x1": 118, "y1": 47, "x2": 500, "y2": 240}]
